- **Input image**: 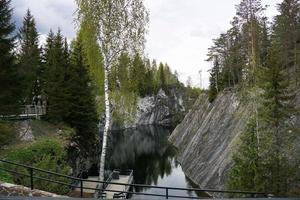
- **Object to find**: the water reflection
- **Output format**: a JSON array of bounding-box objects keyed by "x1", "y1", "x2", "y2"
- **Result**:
[{"x1": 106, "y1": 126, "x2": 205, "y2": 198}]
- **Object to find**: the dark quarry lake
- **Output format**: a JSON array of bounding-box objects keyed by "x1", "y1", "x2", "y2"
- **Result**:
[{"x1": 105, "y1": 125, "x2": 205, "y2": 199}]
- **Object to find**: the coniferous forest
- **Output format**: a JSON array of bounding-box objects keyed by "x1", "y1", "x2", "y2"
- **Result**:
[
  {"x1": 206, "y1": 0, "x2": 300, "y2": 196},
  {"x1": 0, "y1": 0, "x2": 300, "y2": 198},
  {"x1": 0, "y1": 0, "x2": 193, "y2": 145},
  {"x1": 0, "y1": 0, "x2": 200, "y2": 194}
]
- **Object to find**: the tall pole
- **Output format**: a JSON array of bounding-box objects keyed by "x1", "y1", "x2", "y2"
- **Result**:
[{"x1": 199, "y1": 69, "x2": 203, "y2": 89}]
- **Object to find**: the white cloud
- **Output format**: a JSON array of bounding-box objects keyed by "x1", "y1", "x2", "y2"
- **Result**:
[{"x1": 11, "y1": 0, "x2": 77, "y2": 39}]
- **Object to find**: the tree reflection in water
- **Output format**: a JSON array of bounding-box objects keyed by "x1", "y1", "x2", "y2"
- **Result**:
[
  {"x1": 105, "y1": 125, "x2": 205, "y2": 199},
  {"x1": 107, "y1": 126, "x2": 176, "y2": 191}
]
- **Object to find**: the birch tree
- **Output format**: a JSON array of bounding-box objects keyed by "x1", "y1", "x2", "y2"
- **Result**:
[{"x1": 75, "y1": 0, "x2": 148, "y2": 182}]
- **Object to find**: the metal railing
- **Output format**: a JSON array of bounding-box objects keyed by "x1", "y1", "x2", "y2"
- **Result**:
[
  {"x1": 0, "y1": 159, "x2": 269, "y2": 199},
  {"x1": 0, "y1": 105, "x2": 46, "y2": 120}
]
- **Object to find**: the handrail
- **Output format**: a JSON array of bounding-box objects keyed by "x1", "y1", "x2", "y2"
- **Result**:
[
  {"x1": 0, "y1": 105, "x2": 46, "y2": 120},
  {"x1": 0, "y1": 159, "x2": 269, "y2": 199}
]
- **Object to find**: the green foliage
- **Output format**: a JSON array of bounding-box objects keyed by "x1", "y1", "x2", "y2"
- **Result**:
[
  {"x1": 43, "y1": 30, "x2": 69, "y2": 122},
  {"x1": 65, "y1": 36, "x2": 98, "y2": 150},
  {"x1": 2, "y1": 139, "x2": 72, "y2": 195},
  {"x1": 78, "y1": 20, "x2": 104, "y2": 98},
  {"x1": 18, "y1": 9, "x2": 41, "y2": 103},
  {"x1": 225, "y1": 0, "x2": 300, "y2": 195},
  {"x1": 227, "y1": 118, "x2": 261, "y2": 194},
  {"x1": 208, "y1": 56, "x2": 220, "y2": 102},
  {"x1": 227, "y1": 45, "x2": 298, "y2": 196},
  {"x1": 0, "y1": 122, "x2": 15, "y2": 148},
  {"x1": 207, "y1": 0, "x2": 268, "y2": 99},
  {"x1": 0, "y1": 0, "x2": 22, "y2": 115},
  {"x1": 111, "y1": 91, "x2": 138, "y2": 127},
  {"x1": 158, "y1": 63, "x2": 166, "y2": 91},
  {"x1": 109, "y1": 53, "x2": 182, "y2": 98},
  {"x1": 272, "y1": 0, "x2": 300, "y2": 86}
]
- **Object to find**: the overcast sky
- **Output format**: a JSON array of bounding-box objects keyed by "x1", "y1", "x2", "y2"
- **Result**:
[{"x1": 11, "y1": 0, "x2": 282, "y2": 88}]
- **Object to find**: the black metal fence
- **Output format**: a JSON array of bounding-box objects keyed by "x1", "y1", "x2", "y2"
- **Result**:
[{"x1": 0, "y1": 159, "x2": 269, "y2": 199}]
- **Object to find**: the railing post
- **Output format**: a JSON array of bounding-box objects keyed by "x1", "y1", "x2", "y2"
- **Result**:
[
  {"x1": 80, "y1": 180, "x2": 83, "y2": 198},
  {"x1": 166, "y1": 188, "x2": 168, "y2": 199},
  {"x1": 30, "y1": 168, "x2": 34, "y2": 190}
]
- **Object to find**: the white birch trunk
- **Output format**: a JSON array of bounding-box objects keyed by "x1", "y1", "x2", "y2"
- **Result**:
[{"x1": 99, "y1": 59, "x2": 110, "y2": 182}]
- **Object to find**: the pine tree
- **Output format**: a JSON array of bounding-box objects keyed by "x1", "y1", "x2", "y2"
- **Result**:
[
  {"x1": 18, "y1": 9, "x2": 41, "y2": 104},
  {"x1": 65, "y1": 37, "x2": 98, "y2": 149},
  {"x1": 0, "y1": 0, "x2": 21, "y2": 115},
  {"x1": 236, "y1": 0, "x2": 266, "y2": 83}
]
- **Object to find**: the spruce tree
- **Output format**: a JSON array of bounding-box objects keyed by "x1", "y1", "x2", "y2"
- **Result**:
[
  {"x1": 228, "y1": 46, "x2": 297, "y2": 196},
  {"x1": 44, "y1": 30, "x2": 69, "y2": 122},
  {"x1": 0, "y1": 0, "x2": 21, "y2": 115},
  {"x1": 18, "y1": 9, "x2": 41, "y2": 104},
  {"x1": 158, "y1": 62, "x2": 166, "y2": 91},
  {"x1": 227, "y1": 118, "x2": 261, "y2": 194},
  {"x1": 116, "y1": 53, "x2": 131, "y2": 92},
  {"x1": 129, "y1": 54, "x2": 147, "y2": 96},
  {"x1": 66, "y1": 37, "x2": 98, "y2": 149},
  {"x1": 272, "y1": 0, "x2": 300, "y2": 86},
  {"x1": 257, "y1": 46, "x2": 296, "y2": 195},
  {"x1": 144, "y1": 58, "x2": 155, "y2": 95},
  {"x1": 208, "y1": 56, "x2": 220, "y2": 102}
]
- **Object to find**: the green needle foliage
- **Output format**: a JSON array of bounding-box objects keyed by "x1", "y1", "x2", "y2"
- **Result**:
[
  {"x1": 18, "y1": 9, "x2": 41, "y2": 103},
  {"x1": 217, "y1": 0, "x2": 300, "y2": 196},
  {"x1": 0, "y1": 0, "x2": 21, "y2": 115},
  {"x1": 43, "y1": 30, "x2": 69, "y2": 122},
  {"x1": 65, "y1": 36, "x2": 98, "y2": 150}
]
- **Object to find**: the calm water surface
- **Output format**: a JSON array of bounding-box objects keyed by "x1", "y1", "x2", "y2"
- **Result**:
[{"x1": 105, "y1": 125, "x2": 205, "y2": 199}]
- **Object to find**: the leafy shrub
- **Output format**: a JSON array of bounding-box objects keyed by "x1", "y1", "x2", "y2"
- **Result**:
[
  {"x1": 0, "y1": 122, "x2": 15, "y2": 148},
  {"x1": 2, "y1": 139, "x2": 72, "y2": 195}
]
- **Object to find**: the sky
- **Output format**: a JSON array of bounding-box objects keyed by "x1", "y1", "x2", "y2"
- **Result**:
[{"x1": 11, "y1": 0, "x2": 282, "y2": 88}]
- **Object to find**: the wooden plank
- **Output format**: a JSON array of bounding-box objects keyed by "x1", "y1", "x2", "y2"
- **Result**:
[
  {"x1": 74, "y1": 176, "x2": 99, "y2": 194},
  {"x1": 105, "y1": 175, "x2": 132, "y2": 199}
]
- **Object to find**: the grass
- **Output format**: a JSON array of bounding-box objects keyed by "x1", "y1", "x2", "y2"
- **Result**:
[{"x1": 0, "y1": 120, "x2": 73, "y2": 157}]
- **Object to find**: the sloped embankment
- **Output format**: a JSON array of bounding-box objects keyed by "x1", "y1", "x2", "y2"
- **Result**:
[{"x1": 169, "y1": 90, "x2": 252, "y2": 190}]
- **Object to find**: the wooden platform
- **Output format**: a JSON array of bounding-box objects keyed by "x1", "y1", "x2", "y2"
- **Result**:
[
  {"x1": 72, "y1": 170, "x2": 133, "y2": 199},
  {"x1": 74, "y1": 176, "x2": 99, "y2": 194},
  {"x1": 104, "y1": 174, "x2": 133, "y2": 199}
]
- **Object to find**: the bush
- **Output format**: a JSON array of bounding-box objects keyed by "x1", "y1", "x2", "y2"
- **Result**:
[
  {"x1": 0, "y1": 122, "x2": 15, "y2": 148},
  {"x1": 2, "y1": 139, "x2": 72, "y2": 195}
]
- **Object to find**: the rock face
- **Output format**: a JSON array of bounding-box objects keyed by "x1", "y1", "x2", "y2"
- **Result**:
[
  {"x1": 169, "y1": 90, "x2": 252, "y2": 191},
  {"x1": 0, "y1": 182, "x2": 65, "y2": 197},
  {"x1": 134, "y1": 89, "x2": 185, "y2": 126},
  {"x1": 107, "y1": 88, "x2": 187, "y2": 130},
  {"x1": 16, "y1": 120, "x2": 34, "y2": 142}
]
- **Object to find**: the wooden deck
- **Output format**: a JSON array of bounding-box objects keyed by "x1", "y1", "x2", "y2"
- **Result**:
[
  {"x1": 72, "y1": 170, "x2": 133, "y2": 199},
  {"x1": 74, "y1": 176, "x2": 99, "y2": 194},
  {"x1": 105, "y1": 174, "x2": 133, "y2": 199}
]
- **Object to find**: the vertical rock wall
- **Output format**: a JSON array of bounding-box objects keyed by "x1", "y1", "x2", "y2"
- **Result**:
[{"x1": 169, "y1": 91, "x2": 252, "y2": 190}]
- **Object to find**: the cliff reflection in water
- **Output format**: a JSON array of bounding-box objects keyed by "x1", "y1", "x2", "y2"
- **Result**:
[{"x1": 107, "y1": 126, "x2": 178, "y2": 191}]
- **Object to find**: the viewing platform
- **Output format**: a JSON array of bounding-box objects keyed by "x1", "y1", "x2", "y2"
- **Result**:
[
  {"x1": 101, "y1": 169, "x2": 134, "y2": 199},
  {"x1": 74, "y1": 170, "x2": 133, "y2": 199}
]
